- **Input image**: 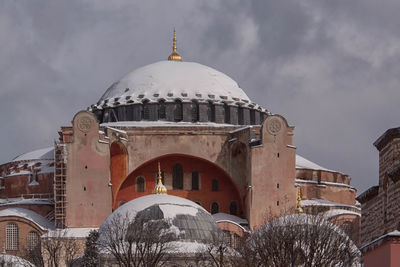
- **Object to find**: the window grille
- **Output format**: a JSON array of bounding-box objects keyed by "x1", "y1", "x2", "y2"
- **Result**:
[
  {"x1": 27, "y1": 231, "x2": 40, "y2": 251},
  {"x1": 229, "y1": 201, "x2": 238, "y2": 215},
  {"x1": 174, "y1": 100, "x2": 183, "y2": 121},
  {"x1": 211, "y1": 202, "x2": 219, "y2": 214},
  {"x1": 6, "y1": 223, "x2": 18, "y2": 250},
  {"x1": 136, "y1": 177, "x2": 146, "y2": 192},
  {"x1": 192, "y1": 172, "x2": 199, "y2": 190},
  {"x1": 173, "y1": 164, "x2": 183, "y2": 189}
]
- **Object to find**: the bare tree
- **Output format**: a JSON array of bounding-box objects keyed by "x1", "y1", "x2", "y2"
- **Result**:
[
  {"x1": 233, "y1": 213, "x2": 361, "y2": 267},
  {"x1": 40, "y1": 229, "x2": 81, "y2": 267},
  {"x1": 98, "y1": 211, "x2": 177, "y2": 267}
]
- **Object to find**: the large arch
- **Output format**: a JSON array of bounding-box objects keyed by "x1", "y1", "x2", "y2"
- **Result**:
[
  {"x1": 110, "y1": 142, "x2": 127, "y2": 207},
  {"x1": 113, "y1": 154, "x2": 244, "y2": 216}
]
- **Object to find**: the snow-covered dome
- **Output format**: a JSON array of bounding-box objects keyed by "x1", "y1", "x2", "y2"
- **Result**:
[
  {"x1": 96, "y1": 61, "x2": 250, "y2": 106},
  {"x1": 100, "y1": 194, "x2": 221, "y2": 244}
]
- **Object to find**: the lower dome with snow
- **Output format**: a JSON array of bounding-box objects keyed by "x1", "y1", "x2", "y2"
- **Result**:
[{"x1": 99, "y1": 194, "x2": 221, "y2": 244}]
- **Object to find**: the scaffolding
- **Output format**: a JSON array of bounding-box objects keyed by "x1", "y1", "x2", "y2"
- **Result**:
[{"x1": 54, "y1": 142, "x2": 67, "y2": 228}]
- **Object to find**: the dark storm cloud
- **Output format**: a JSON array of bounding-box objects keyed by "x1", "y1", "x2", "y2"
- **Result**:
[{"x1": 1, "y1": 0, "x2": 399, "y2": 193}]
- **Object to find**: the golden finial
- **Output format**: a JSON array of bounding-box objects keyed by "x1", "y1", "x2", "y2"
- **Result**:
[
  {"x1": 168, "y1": 29, "x2": 182, "y2": 62},
  {"x1": 296, "y1": 187, "x2": 303, "y2": 213},
  {"x1": 153, "y1": 162, "x2": 167, "y2": 194}
]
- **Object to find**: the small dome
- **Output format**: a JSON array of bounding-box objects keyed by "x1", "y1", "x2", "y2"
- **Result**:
[
  {"x1": 100, "y1": 194, "x2": 221, "y2": 244},
  {"x1": 96, "y1": 61, "x2": 251, "y2": 106}
]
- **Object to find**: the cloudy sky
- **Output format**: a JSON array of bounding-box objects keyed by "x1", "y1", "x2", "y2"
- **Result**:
[{"x1": 1, "y1": 0, "x2": 399, "y2": 193}]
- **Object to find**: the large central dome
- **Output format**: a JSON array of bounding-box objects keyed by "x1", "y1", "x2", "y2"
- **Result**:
[
  {"x1": 90, "y1": 59, "x2": 267, "y2": 125},
  {"x1": 98, "y1": 61, "x2": 250, "y2": 105}
]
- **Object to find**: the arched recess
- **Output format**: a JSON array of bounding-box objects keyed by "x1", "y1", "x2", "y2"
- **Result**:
[
  {"x1": 113, "y1": 154, "x2": 243, "y2": 215},
  {"x1": 110, "y1": 142, "x2": 127, "y2": 207}
]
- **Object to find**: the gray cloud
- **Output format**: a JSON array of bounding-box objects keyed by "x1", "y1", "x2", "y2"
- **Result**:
[{"x1": 1, "y1": 0, "x2": 399, "y2": 193}]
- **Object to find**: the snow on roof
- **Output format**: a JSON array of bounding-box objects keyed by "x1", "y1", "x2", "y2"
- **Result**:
[
  {"x1": 0, "y1": 197, "x2": 53, "y2": 206},
  {"x1": 302, "y1": 198, "x2": 360, "y2": 211},
  {"x1": 322, "y1": 209, "x2": 360, "y2": 218},
  {"x1": 0, "y1": 254, "x2": 34, "y2": 266},
  {"x1": 95, "y1": 61, "x2": 254, "y2": 108},
  {"x1": 0, "y1": 208, "x2": 53, "y2": 230},
  {"x1": 42, "y1": 228, "x2": 98, "y2": 238},
  {"x1": 101, "y1": 120, "x2": 240, "y2": 128},
  {"x1": 12, "y1": 147, "x2": 54, "y2": 162},
  {"x1": 212, "y1": 213, "x2": 248, "y2": 225},
  {"x1": 360, "y1": 230, "x2": 400, "y2": 251},
  {"x1": 212, "y1": 213, "x2": 250, "y2": 232},
  {"x1": 296, "y1": 154, "x2": 334, "y2": 172},
  {"x1": 103, "y1": 194, "x2": 207, "y2": 226}
]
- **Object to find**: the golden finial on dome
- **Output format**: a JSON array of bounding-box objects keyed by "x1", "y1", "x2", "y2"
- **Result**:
[
  {"x1": 296, "y1": 187, "x2": 303, "y2": 213},
  {"x1": 168, "y1": 29, "x2": 182, "y2": 62},
  {"x1": 153, "y1": 162, "x2": 167, "y2": 194}
]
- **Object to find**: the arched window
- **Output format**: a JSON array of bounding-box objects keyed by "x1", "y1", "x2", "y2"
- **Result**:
[
  {"x1": 192, "y1": 171, "x2": 199, "y2": 190},
  {"x1": 208, "y1": 102, "x2": 215, "y2": 122},
  {"x1": 136, "y1": 176, "x2": 146, "y2": 192},
  {"x1": 229, "y1": 201, "x2": 238, "y2": 216},
  {"x1": 173, "y1": 163, "x2": 183, "y2": 189},
  {"x1": 224, "y1": 103, "x2": 230, "y2": 123},
  {"x1": 211, "y1": 202, "x2": 219, "y2": 214},
  {"x1": 212, "y1": 179, "x2": 219, "y2": 192},
  {"x1": 174, "y1": 100, "x2": 183, "y2": 121},
  {"x1": 250, "y1": 109, "x2": 255, "y2": 125},
  {"x1": 27, "y1": 231, "x2": 40, "y2": 251},
  {"x1": 158, "y1": 100, "x2": 166, "y2": 120},
  {"x1": 191, "y1": 101, "x2": 199, "y2": 122},
  {"x1": 238, "y1": 106, "x2": 244, "y2": 125},
  {"x1": 6, "y1": 223, "x2": 18, "y2": 250},
  {"x1": 142, "y1": 100, "x2": 150, "y2": 120}
]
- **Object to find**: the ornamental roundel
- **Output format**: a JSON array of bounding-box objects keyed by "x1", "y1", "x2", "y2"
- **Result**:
[
  {"x1": 267, "y1": 117, "x2": 282, "y2": 135},
  {"x1": 77, "y1": 116, "x2": 93, "y2": 132}
]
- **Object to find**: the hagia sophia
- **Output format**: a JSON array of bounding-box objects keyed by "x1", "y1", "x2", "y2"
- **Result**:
[{"x1": 0, "y1": 31, "x2": 360, "y2": 262}]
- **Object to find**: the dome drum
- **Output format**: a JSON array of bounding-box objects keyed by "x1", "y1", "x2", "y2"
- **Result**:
[{"x1": 92, "y1": 100, "x2": 267, "y2": 125}]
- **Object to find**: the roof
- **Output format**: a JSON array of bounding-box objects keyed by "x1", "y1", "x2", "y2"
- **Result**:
[
  {"x1": 360, "y1": 230, "x2": 400, "y2": 251},
  {"x1": 212, "y1": 213, "x2": 250, "y2": 232},
  {"x1": 0, "y1": 254, "x2": 34, "y2": 266},
  {"x1": 374, "y1": 127, "x2": 400, "y2": 150},
  {"x1": 100, "y1": 194, "x2": 221, "y2": 244},
  {"x1": 0, "y1": 208, "x2": 53, "y2": 230},
  {"x1": 94, "y1": 61, "x2": 253, "y2": 109},
  {"x1": 296, "y1": 154, "x2": 335, "y2": 172},
  {"x1": 356, "y1": 185, "x2": 379, "y2": 204},
  {"x1": 12, "y1": 146, "x2": 54, "y2": 162},
  {"x1": 42, "y1": 228, "x2": 98, "y2": 238},
  {"x1": 322, "y1": 209, "x2": 360, "y2": 218},
  {"x1": 301, "y1": 198, "x2": 360, "y2": 212}
]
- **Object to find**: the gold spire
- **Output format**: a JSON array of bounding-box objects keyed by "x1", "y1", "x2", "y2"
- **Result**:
[
  {"x1": 152, "y1": 162, "x2": 167, "y2": 194},
  {"x1": 296, "y1": 187, "x2": 303, "y2": 213},
  {"x1": 168, "y1": 29, "x2": 182, "y2": 62}
]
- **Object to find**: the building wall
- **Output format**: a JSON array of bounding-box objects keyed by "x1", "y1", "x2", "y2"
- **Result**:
[
  {"x1": 363, "y1": 239, "x2": 400, "y2": 267},
  {"x1": 0, "y1": 217, "x2": 44, "y2": 257},
  {"x1": 249, "y1": 115, "x2": 296, "y2": 229},
  {"x1": 64, "y1": 111, "x2": 112, "y2": 228},
  {"x1": 360, "y1": 136, "x2": 400, "y2": 245}
]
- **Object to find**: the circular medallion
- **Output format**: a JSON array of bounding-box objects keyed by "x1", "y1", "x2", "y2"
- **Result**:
[
  {"x1": 77, "y1": 116, "x2": 93, "y2": 132},
  {"x1": 267, "y1": 117, "x2": 282, "y2": 135}
]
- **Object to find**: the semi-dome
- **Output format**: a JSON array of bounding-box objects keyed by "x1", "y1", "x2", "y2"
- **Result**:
[
  {"x1": 96, "y1": 61, "x2": 250, "y2": 106},
  {"x1": 99, "y1": 194, "x2": 221, "y2": 244}
]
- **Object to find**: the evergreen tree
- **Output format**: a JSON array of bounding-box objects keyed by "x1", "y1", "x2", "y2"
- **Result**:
[{"x1": 82, "y1": 230, "x2": 99, "y2": 267}]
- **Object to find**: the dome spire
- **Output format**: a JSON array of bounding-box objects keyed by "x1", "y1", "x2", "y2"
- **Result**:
[
  {"x1": 153, "y1": 162, "x2": 167, "y2": 194},
  {"x1": 168, "y1": 29, "x2": 182, "y2": 62}
]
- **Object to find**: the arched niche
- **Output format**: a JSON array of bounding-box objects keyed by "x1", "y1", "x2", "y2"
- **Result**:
[{"x1": 114, "y1": 154, "x2": 243, "y2": 215}]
